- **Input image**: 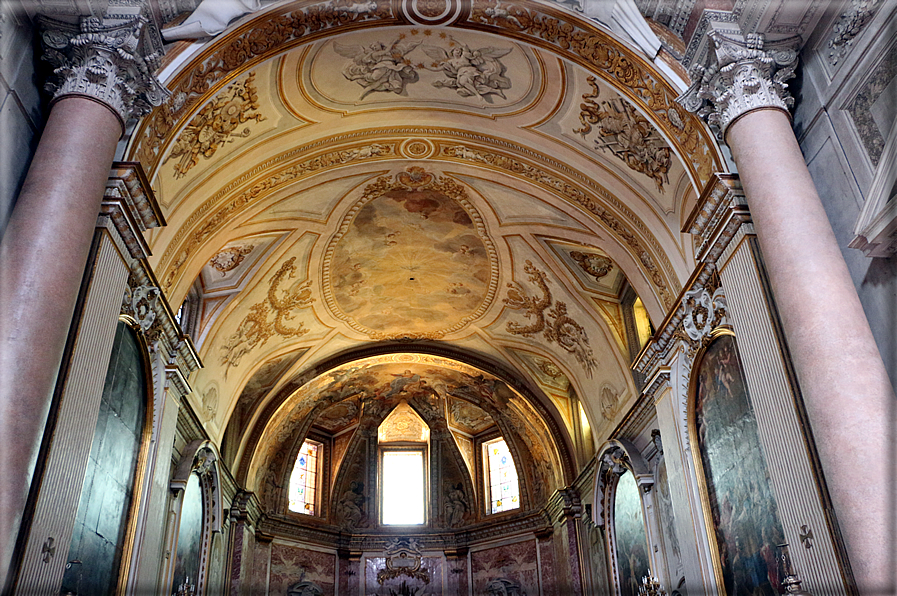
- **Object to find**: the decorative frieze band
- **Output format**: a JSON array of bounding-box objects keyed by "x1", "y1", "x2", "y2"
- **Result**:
[
  {"x1": 677, "y1": 31, "x2": 798, "y2": 140},
  {"x1": 39, "y1": 15, "x2": 169, "y2": 126}
]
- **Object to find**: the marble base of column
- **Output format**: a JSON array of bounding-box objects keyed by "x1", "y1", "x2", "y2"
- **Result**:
[
  {"x1": 726, "y1": 108, "x2": 896, "y2": 593},
  {"x1": 0, "y1": 97, "x2": 122, "y2": 582}
]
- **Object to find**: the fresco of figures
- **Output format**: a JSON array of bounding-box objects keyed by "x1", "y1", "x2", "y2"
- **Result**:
[{"x1": 695, "y1": 335, "x2": 785, "y2": 595}]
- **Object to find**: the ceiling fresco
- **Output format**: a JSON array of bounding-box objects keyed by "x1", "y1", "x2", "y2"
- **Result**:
[
  {"x1": 245, "y1": 353, "x2": 570, "y2": 496},
  {"x1": 126, "y1": 0, "x2": 729, "y2": 479},
  {"x1": 323, "y1": 167, "x2": 498, "y2": 338}
]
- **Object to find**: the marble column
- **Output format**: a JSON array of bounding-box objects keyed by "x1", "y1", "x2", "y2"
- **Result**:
[
  {"x1": 0, "y1": 15, "x2": 167, "y2": 582},
  {"x1": 679, "y1": 31, "x2": 896, "y2": 593}
]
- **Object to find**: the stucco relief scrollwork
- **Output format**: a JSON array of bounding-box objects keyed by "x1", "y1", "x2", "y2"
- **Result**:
[
  {"x1": 828, "y1": 0, "x2": 882, "y2": 66},
  {"x1": 681, "y1": 286, "x2": 727, "y2": 344},
  {"x1": 677, "y1": 31, "x2": 798, "y2": 140},
  {"x1": 122, "y1": 283, "x2": 162, "y2": 333},
  {"x1": 164, "y1": 72, "x2": 265, "y2": 179},
  {"x1": 40, "y1": 15, "x2": 169, "y2": 124},
  {"x1": 219, "y1": 257, "x2": 315, "y2": 377},
  {"x1": 504, "y1": 260, "x2": 597, "y2": 376},
  {"x1": 575, "y1": 76, "x2": 672, "y2": 193}
]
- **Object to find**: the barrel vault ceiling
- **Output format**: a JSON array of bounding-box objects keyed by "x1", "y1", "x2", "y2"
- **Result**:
[{"x1": 125, "y1": 0, "x2": 723, "y2": 475}]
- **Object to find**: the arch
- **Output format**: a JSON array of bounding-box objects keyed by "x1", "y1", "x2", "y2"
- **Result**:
[{"x1": 166, "y1": 440, "x2": 224, "y2": 595}]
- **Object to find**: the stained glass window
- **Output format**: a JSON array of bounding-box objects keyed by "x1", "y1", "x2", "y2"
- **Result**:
[
  {"x1": 484, "y1": 438, "x2": 520, "y2": 514},
  {"x1": 289, "y1": 440, "x2": 321, "y2": 515}
]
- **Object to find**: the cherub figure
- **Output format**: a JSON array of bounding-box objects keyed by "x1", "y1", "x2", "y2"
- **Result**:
[
  {"x1": 420, "y1": 40, "x2": 512, "y2": 101},
  {"x1": 333, "y1": 38, "x2": 422, "y2": 99}
]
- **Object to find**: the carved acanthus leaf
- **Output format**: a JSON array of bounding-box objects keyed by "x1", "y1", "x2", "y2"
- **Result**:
[
  {"x1": 677, "y1": 31, "x2": 797, "y2": 140},
  {"x1": 39, "y1": 15, "x2": 169, "y2": 123}
]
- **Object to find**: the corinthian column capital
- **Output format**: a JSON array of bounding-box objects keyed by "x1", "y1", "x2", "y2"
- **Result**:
[
  {"x1": 676, "y1": 31, "x2": 798, "y2": 141},
  {"x1": 39, "y1": 15, "x2": 170, "y2": 129}
]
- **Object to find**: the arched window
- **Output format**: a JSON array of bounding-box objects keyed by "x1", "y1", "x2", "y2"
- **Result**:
[
  {"x1": 378, "y1": 402, "x2": 429, "y2": 526},
  {"x1": 691, "y1": 332, "x2": 785, "y2": 595},
  {"x1": 483, "y1": 437, "x2": 520, "y2": 514},
  {"x1": 61, "y1": 322, "x2": 148, "y2": 594},
  {"x1": 289, "y1": 439, "x2": 322, "y2": 515}
]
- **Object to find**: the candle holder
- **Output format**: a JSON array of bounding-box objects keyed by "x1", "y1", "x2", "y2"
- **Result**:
[
  {"x1": 175, "y1": 576, "x2": 197, "y2": 596},
  {"x1": 777, "y1": 544, "x2": 813, "y2": 596},
  {"x1": 638, "y1": 576, "x2": 667, "y2": 596}
]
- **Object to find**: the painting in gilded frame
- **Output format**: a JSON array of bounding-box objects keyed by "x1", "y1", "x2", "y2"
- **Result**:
[
  {"x1": 693, "y1": 333, "x2": 785, "y2": 595},
  {"x1": 612, "y1": 470, "x2": 651, "y2": 596}
]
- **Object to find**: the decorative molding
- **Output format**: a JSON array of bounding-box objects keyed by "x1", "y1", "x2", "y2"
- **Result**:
[
  {"x1": 100, "y1": 162, "x2": 166, "y2": 261},
  {"x1": 39, "y1": 15, "x2": 169, "y2": 126},
  {"x1": 827, "y1": 0, "x2": 882, "y2": 66},
  {"x1": 159, "y1": 141, "x2": 395, "y2": 291},
  {"x1": 504, "y1": 260, "x2": 598, "y2": 376},
  {"x1": 677, "y1": 31, "x2": 798, "y2": 141},
  {"x1": 129, "y1": 0, "x2": 720, "y2": 187},
  {"x1": 849, "y1": 108, "x2": 897, "y2": 257},
  {"x1": 443, "y1": 143, "x2": 675, "y2": 307}
]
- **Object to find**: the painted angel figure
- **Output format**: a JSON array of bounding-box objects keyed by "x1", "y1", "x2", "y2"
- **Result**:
[
  {"x1": 420, "y1": 41, "x2": 512, "y2": 101},
  {"x1": 333, "y1": 38, "x2": 422, "y2": 99}
]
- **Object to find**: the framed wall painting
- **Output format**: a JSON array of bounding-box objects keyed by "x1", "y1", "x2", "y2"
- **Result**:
[
  {"x1": 688, "y1": 330, "x2": 785, "y2": 595},
  {"x1": 610, "y1": 470, "x2": 651, "y2": 596}
]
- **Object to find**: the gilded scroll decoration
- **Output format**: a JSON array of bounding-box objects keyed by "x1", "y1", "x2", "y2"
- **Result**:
[
  {"x1": 219, "y1": 257, "x2": 315, "y2": 377},
  {"x1": 576, "y1": 76, "x2": 672, "y2": 193},
  {"x1": 504, "y1": 260, "x2": 597, "y2": 376},
  {"x1": 164, "y1": 72, "x2": 265, "y2": 179},
  {"x1": 122, "y1": 283, "x2": 161, "y2": 334}
]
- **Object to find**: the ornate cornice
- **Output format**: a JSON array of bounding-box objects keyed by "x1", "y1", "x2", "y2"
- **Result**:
[
  {"x1": 39, "y1": 15, "x2": 169, "y2": 127},
  {"x1": 100, "y1": 162, "x2": 165, "y2": 261},
  {"x1": 676, "y1": 31, "x2": 798, "y2": 141}
]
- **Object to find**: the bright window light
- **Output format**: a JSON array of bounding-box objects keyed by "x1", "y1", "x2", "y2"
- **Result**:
[
  {"x1": 289, "y1": 440, "x2": 320, "y2": 515},
  {"x1": 484, "y1": 438, "x2": 520, "y2": 514},
  {"x1": 381, "y1": 450, "x2": 425, "y2": 525}
]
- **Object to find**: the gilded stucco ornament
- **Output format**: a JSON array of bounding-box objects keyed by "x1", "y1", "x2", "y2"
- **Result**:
[
  {"x1": 39, "y1": 15, "x2": 169, "y2": 125},
  {"x1": 677, "y1": 31, "x2": 798, "y2": 141}
]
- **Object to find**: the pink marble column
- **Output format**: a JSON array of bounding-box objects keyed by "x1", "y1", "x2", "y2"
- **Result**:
[
  {"x1": 680, "y1": 31, "x2": 896, "y2": 593},
  {"x1": 0, "y1": 15, "x2": 166, "y2": 583}
]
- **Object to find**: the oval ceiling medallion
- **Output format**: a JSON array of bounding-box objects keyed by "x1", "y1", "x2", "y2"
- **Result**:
[
  {"x1": 323, "y1": 167, "x2": 498, "y2": 339},
  {"x1": 400, "y1": 0, "x2": 466, "y2": 26}
]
